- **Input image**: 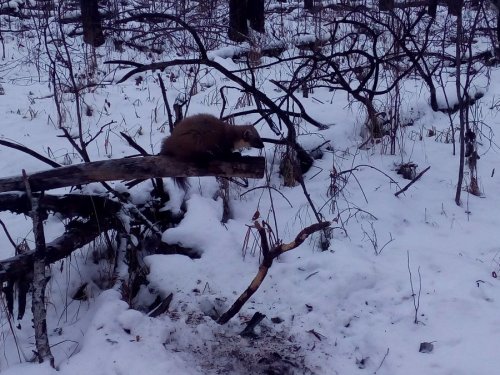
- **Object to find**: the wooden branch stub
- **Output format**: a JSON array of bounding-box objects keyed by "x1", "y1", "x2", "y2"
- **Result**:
[{"x1": 0, "y1": 155, "x2": 265, "y2": 193}]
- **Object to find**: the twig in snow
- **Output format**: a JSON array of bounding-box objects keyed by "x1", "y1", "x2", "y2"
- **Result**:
[
  {"x1": 240, "y1": 312, "x2": 266, "y2": 337},
  {"x1": 407, "y1": 250, "x2": 422, "y2": 324},
  {"x1": 148, "y1": 293, "x2": 173, "y2": 318},
  {"x1": 307, "y1": 329, "x2": 326, "y2": 341},
  {"x1": 395, "y1": 166, "x2": 431, "y2": 197},
  {"x1": 374, "y1": 348, "x2": 390, "y2": 374}
]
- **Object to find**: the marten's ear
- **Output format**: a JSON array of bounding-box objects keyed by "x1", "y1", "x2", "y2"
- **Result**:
[{"x1": 243, "y1": 129, "x2": 251, "y2": 141}]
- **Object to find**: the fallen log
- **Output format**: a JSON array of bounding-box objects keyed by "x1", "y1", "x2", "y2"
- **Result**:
[
  {"x1": 0, "y1": 155, "x2": 265, "y2": 193},
  {"x1": 0, "y1": 192, "x2": 122, "y2": 216},
  {"x1": 0, "y1": 217, "x2": 120, "y2": 284}
]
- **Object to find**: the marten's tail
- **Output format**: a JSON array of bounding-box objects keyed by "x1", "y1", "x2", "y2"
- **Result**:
[{"x1": 173, "y1": 177, "x2": 190, "y2": 191}]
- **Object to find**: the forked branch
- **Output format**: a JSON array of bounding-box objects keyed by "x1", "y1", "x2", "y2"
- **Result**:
[{"x1": 217, "y1": 221, "x2": 331, "y2": 324}]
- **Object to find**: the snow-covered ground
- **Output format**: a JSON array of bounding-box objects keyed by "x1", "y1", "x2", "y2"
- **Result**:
[{"x1": 2, "y1": 3, "x2": 500, "y2": 375}]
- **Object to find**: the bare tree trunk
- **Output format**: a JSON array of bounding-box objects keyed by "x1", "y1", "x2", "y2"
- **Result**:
[
  {"x1": 247, "y1": 0, "x2": 265, "y2": 33},
  {"x1": 455, "y1": 11, "x2": 465, "y2": 205},
  {"x1": 379, "y1": 0, "x2": 395, "y2": 11},
  {"x1": 80, "y1": 0, "x2": 105, "y2": 47},
  {"x1": 497, "y1": 11, "x2": 500, "y2": 55},
  {"x1": 304, "y1": 0, "x2": 314, "y2": 11},
  {"x1": 228, "y1": 0, "x2": 248, "y2": 42},
  {"x1": 447, "y1": 0, "x2": 463, "y2": 17},
  {"x1": 428, "y1": 0, "x2": 438, "y2": 17}
]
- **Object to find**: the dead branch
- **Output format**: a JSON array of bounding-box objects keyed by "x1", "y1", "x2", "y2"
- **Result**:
[
  {"x1": 239, "y1": 312, "x2": 266, "y2": 337},
  {"x1": 0, "y1": 140, "x2": 61, "y2": 168},
  {"x1": 0, "y1": 155, "x2": 265, "y2": 193},
  {"x1": 120, "y1": 132, "x2": 150, "y2": 156},
  {"x1": 395, "y1": 166, "x2": 431, "y2": 197},
  {"x1": 217, "y1": 221, "x2": 331, "y2": 324},
  {"x1": 148, "y1": 293, "x2": 173, "y2": 317},
  {"x1": 269, "y1": 79, "x2": 328, "y2": 130}
]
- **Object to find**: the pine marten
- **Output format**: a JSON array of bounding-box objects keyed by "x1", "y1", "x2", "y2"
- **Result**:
[{"x1": 159, "y1": 114, "x2": 264, "y2": 190}]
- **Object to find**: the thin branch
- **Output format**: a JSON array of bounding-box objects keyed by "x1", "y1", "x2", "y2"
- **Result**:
[
  {"x1": 157, "y1": 73, "x2": 174, "y2": 133},
  {"x1": 407, "y1": 250, "x2": 422, "y2": 324},
  {"x1": 269, "y1": 79, "x2": 328, "y2": 130},
  {"x1": 395, "y1": 166, "x2": 431, "y2": 197},
  {"x1": 298, "y1": 177, "x2": 323, "y2": 224},
  {"x1": 374, "y1": 348, "x2": 390, "y2": 374},
  {"x1": 120, "y1": 132, "x2": 150, "y2": 155},
  {"x1": 0, "y1": 140, "x2": 60, "y2": 168},
  {"x1": 240, "y1": 185, "x2": 293, "y2": 208},
  {"x1": 0, "y1": 218, "x2": 17, "y2": 249}
]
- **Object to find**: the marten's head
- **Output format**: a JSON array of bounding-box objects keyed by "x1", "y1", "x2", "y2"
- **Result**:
[{"x1": 234, "y1": 125, "x2": 264, "y2": 151}]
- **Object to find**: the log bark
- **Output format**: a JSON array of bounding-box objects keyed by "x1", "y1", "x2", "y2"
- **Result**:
[
  {"x1": 0, "y1": 156, "x2": 265, "y2": 193},
  {"x1": 0, "y1": 192, "x2": 122, "y2": 216}
]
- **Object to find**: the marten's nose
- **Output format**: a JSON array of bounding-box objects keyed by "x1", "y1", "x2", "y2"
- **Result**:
[{"x1": 253, "y1": 139, "x2": 264, "y2": 149}]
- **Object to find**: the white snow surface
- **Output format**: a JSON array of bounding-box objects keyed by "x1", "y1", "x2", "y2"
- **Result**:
[{"x1": 2, "y1": 7, "x2": 500, "y2": 375}]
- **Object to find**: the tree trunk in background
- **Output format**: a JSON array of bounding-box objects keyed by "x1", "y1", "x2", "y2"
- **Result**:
[
  {"x1": 497, "y1": 14, "x2": 500, "y2": 52},
  {"x1": 428, "y1": 0, "x2": 438, "y2": 18},
  {"x1": 248, "y1": 0, "x2": 265, "y2": 33},
  {"x1": 229, "y1": 0, "x2": 248, "y2": 42},
  {"x1": 491, "y1": 1, "x2": 500, "y2": 54},
  {"x1": 80, "y1": 0, "x2": 105, "y2": 47},
  {"x1": 454, "y1": 10, "x2": 465, "y2": 205},
  {"x1": 379, "y1": 0, "x2": 395, "y2": 11},
  {"x1": 304, "y1": 0, "x2": 314, "y2": 10},
  {"x1": 447, "y1": 0, "x2": 463, "y2": 16}
]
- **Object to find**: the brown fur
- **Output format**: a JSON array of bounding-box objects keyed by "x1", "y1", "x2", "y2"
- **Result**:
[
  {"x1": 159, "y1": 114, "x2": 264, "y2": 190},
  {"x1": 160, "y1": 114, "x2": 264, "y2": 160}
]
